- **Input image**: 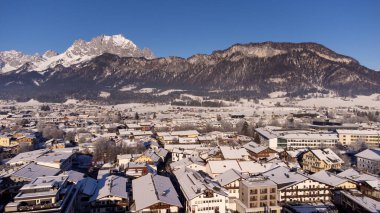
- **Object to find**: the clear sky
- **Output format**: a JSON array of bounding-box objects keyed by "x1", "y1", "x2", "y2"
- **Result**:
[{"x1": 1, "y1": 0, "x2": 379, "y2": 70}]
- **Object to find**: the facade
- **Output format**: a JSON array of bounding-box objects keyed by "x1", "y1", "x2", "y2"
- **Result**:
[
  {"x1": 337, "y1": 129, "x2": 380, "y2": 147},
  {"x1": 355, "y1": 149, "x2": 380, "y2": 175},
  {"x1": 302, "y1": 148, "x2": 343, "y2": 173},
  {"x1": 263, "y1": 166, "x2": 331, "y2": 203},
  {"x1": 278, "y1": 133, "x2": 338, "y2": 149},
  {"x1": 236, "y1": 177, "x2": 282, "y2": 213}
]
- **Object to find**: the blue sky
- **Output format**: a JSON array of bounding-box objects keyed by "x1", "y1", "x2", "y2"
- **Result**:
[{"x1": 1, "y1": 0, "x2": 379, "y2": 69}]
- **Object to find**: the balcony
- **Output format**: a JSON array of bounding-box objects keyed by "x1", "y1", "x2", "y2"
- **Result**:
[{"x1": 17, "y1": 201, "x2": 62, "y2": 212}]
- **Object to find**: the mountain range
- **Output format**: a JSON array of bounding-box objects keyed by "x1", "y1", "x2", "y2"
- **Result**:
[{"x1": 0, "y1": 34, "x2": 379, "y2": 103}]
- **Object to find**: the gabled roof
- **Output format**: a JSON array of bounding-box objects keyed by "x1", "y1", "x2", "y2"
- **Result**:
[
  {"x1": 207, "y1": 160, "x2": 240, "y2": 174},
  {"x1": 243, "y1": 142, "x2": 272, "y2": 154},
  {"x1": 11, "y1": 162, "x2": 61, "y2": 181},
  {"x1": 132, "y1": 174, "x2": 182, "y2": 211},
  {"x1": 174, "y1": 168, "x2": 228, "y2": 200},
  {"x1": 263, "y1": 166, "x2": 308, "y2": 189},
  {"x1": 309, "y1": 148, "x2": 343, "y2": 165},
  {"x1": 90, "y1": 175, "x2": 129, "y2": 201},
  {"x1": 338, "y1": 168, "x2": 379, "y2": 183},
  {"x1": 356, "y1": 149, "x2": 380, "y2": 161},
  {"x1": 309, "y1": 170, "x2": 349, "y2": 187},
  {"x1": 215, "y1": 169, "x2": 247, "y2": 186},
  {"x1": 220, "y1": 146, "x2": 249, "y2": 160}
]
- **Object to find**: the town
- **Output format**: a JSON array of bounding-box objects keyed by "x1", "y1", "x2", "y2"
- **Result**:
[{"x1": 0, "y1": 99, "x2": 380, "y2": 213}]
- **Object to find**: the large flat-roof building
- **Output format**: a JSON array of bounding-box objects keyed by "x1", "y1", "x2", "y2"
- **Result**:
[{"x1": 337, "y1": 129, "x2": 380, "y2": 147}]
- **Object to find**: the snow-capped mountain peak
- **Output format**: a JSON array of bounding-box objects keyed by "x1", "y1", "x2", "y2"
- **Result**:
[{"x1": 0, "y1": 34, "x2": 155, "y2": 73}]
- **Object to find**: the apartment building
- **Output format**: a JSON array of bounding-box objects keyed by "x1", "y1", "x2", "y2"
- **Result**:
[
  {"x1": 236, "y1": 177, "x2": 282, "y2": 213},
  {"x1": 263, "y1": 166, "x2": 331, "y2": 203},
  {"x1": 337, "y1": 129, "x2": 380, "y2": 147}
]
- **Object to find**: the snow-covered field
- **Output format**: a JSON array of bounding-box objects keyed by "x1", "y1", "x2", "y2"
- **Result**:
[{"x1": 1, "y1": 93, "x2": 380, "y2": 112}]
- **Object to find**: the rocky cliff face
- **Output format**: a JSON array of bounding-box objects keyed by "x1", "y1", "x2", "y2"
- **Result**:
[
  {"x1": 0, "y1": 34, "x2": 154, "y2": 73},
  {"x1": 0, "y1": 40, "x2": 379, "y2": 102}
]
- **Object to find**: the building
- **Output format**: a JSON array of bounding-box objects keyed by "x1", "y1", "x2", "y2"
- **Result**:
[
  {"x1": 10, "y1": 162, "x2": 61, "y2": 183},
  {"x1": 243, "y1": 142, "x2": 278, "y2": 160},
  {"x1": 5, "y1": 175, "x2": 78, "y2": 213},
  {"x1": 337, "y1": 129, "x2": 380, "y2": 147},
  {"x1": 0, "y1": 135, "x2": 17, "y2": 147},
  {"x1": 309, "y1": 170, "x2": 357, "y2": 189},
  {"x1": 215, "y1": 169, "x2": 248, "y2": 212},
  {"x1": 332, "y1": 189, "x2": 380, "y2": 213},
  {"x1": 89, "y1": 175, "x2": 130, "y2": 213},
  {"x1": 302, "y1": 148, "x2": 343, "y2": 173},
  {"x1": 35, "y1": 148, "x2": 76, "y2": 170},
  {"x1": 174, "y1": 168, "x2": 229, "y2": 213},
  {"x1": 355, "y1": 149, "x2": 380, "y2": 175},
  {"x1": 131, "y1": 173, "x2": 182, "y2": 212},
  {"x1": 282, "y1": 202, "x2": 338, "y2": 213},
  {"x1": 236, "y1": 176, "x2": 282, "y2": 213},
  {"x1": 278, "y1": 133, "x2": 339, "y2": 149},
  {"x1": 263, "y1": 166, "x2": 331, "y2": 203},
  {"x1": 219, "y1": 146, "x2": 250, "y2": 161}
]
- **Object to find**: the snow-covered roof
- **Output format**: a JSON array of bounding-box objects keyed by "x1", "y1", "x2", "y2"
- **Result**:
[
  {"x1": 132, "y1": 174, "x2": 182, "y2": 211},
  {"x1": 263, "y1": 166, "x2": 308, "y2": 189},
  {"x1": 11, "y1": 162, "x2": 60, "y2": 181},
  {"x1": 309, "y1": 148, "x2": 343, "y2": 164},
  {"x1": 220, "y1": 146, "x2": 249, "y2": 160},
  {"x1": 90, "y1": 175, "x2": 129, "y2": 201},
  {"x1": 215, "y1": 169, "x2": 247, "y2": 186},
  {"x1": 355, "y1": 149, "x2": 380, "y2": 161},
  {"x1": 309, "y1": 170, "x2": 349, "y2": 187}
]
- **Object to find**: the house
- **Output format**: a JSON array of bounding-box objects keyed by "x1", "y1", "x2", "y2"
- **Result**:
[
  {"x1": 0, "y1": 135, "x2": 17, "y2": 147},
  {"x1": 89, "y1": 175, "x2": 130, "y2": 213},
  {"x1": 236, "y1": 176, "x2": 282, "y2": 213},
  {"x1": 34, "y1": 148, "x2": 76, "y2": 170},
  {"x1": 5, "y1": 175, "x2": 78, "y2": 213},
  {"x1": 243, "y1": 142, "x2": 278, "y2": 160},
  {"x1": 355, "y1": 149, "x2": 380, "y2": 175},
  {"x1": 174, "y1": 168, "x2": 229, "y2": 213},
  {"x1": 134, "y1": 148, "x2": 168, "y2": 165},
  {"x1": 170, "y1": 156, "x2": 206, "y2": 172},
  {"x1": 131, "y1": 174, "x2": 182, "y2": 212},
  {"x1": 302, "y1": 148, "x2": 343, "y2": 173},
  {"x1": 219, "y1": 146, "x2": 250, "y2": 161},
  {"x1": 125, "y1": 162, "x2": 149, "y2": 178},
  {"x1": 117, "y1": 154, "x2": 142, "y2": 168},
  {"x1": 215, "y1": 169, "x2": 248, "y2": 212}
]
